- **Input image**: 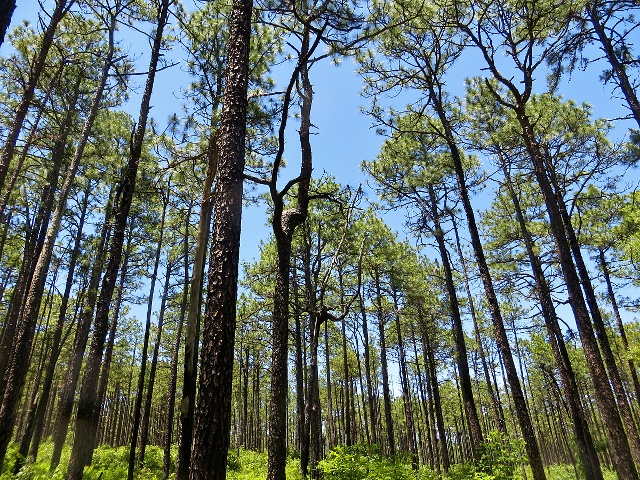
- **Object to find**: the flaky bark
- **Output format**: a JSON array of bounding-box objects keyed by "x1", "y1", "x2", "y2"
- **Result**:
[{"x1": 188, "y1": 0, "x2": 252, "y2": 476}]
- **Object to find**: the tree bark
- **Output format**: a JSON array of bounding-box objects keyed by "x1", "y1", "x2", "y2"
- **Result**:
[
  {"x1": 66, "y1": 1, "x2": 169, "y2": 476},
  {"x1": 164, "y1": 208, "x2": 190, "y2": 480},
  {"x1": 0, "y1": 0, "x2": 74, "y2": 193},
  {"x1": 0, "y1": 0, "x2": 16, "y2": 46},
  {"x1": 188, "y1": 0, "x2": 252, "y2": 475},
  {"x1": 128, "y1": 188, "x2": 169, "y2": 480},
  {"x1": 500, "y1": 157, "x2": 604, "y2": 480}
]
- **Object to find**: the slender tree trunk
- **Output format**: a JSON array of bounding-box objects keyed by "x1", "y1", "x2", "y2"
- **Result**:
[
  {"x1": 500, "y1": 158, "x2": 604, "y2": 480},
  {"x1": 393, "y1": 293, "x2": 417, "y2": 468},
  {"x1": 451, "y1": 219, "x2": 505, "y2": 433},
  {"x1": 0, "y1": 91, "x2": 80, "y2": 465},
  {"x1": 49, "y1": 189, "x2": 113, "y2": 470},
  {"x1": 139, "y1": 261, "x2": 173, "y2": 465},
  {"x1": 421, "y1": 315, "x2": 449, "y2": 473},
  {"x1": 177, "y1": 135, "x2": 218, "y2": 480},
  {"x1": 188, "y1": 0, "x2": 251, "y2": 475},
  {"x1": 128, "y1": 190, "x2": 169, "y2": 480},
  {"x1": 427, "y1": 81, "x2": 546, "y2": 477},
  {"x1": 28, "y1": 183, "x2": 90, "y2": 461},
  {"x1": 425, "y1": 184, "x2": 483, "y2": 452},
  {"x1": 374, "y1": 270, "x2": 395, "y2": 455},
  {"x1": 164, "y1": 208, "x2": 190, "y2": 480},
  {"x1": 267, "y1": 24, "x2": 315, "y2": 479},
  {"x1": 515, "y1": 104, "x2": 638, "y2": 479},
  {"x1": 587, "y1": 2, "x2": 640, "y2": 128},
  {"x1": 66, "y1": 2, "x2": 169, "y2": 476},
  {"x1": 0, "y1": 0, "x2": 74, "y2": 193},
  {"x1": 359, "y1": 283, "x2": 378, "y2": 446},
  {"x1": 599, "y1": 248, "x2": 640, "y2": 411}
]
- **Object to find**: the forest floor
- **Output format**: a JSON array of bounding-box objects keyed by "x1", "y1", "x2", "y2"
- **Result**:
[{"x1": 0, "y1": 442, "x2": 620, "y2": 480}]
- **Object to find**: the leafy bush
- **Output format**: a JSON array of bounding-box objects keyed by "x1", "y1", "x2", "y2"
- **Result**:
[
  {"x1": 319, "y1": 444, "x2": 415, "y2": 480},
  {"x1": 444, "y1": 431, "x2": 526, "y2": 480}
]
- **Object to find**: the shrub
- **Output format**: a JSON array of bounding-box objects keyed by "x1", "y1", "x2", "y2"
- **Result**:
[{"x1": 318, "y1": 444, "x2": 415, "y2": 480}]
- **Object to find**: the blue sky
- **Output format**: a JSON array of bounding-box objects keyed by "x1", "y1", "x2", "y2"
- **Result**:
[{"x1": 9, "y1": 0, "x2": 639, "y2": 326}]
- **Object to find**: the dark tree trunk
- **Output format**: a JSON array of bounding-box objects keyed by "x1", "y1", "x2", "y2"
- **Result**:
[
  {"x1": 420, "y1": 315, "x2": 449, "y2": 473},
  {"x1": 392, "y1": 293, "x2": 417, "y2": 469},
  {"x1": 0, "y1": 92, "x2": 79, "y2": 465},
  {"x1": 450, "y1": 219, "x2": 506, "y2": 433},
  {"x1": 359, "y1": 280, "x2": 378, "y2": 446},
  {"x1": 587, "y1": 2, "x2": 640, "y2": 128},
  {"x1": 515, "y1": 104, "x2": 638, "y2": 479},
  {"x1": 49, "y1": 190, "x2": 113, "y2": 470},
  {"x1": 66, "y1": 2, "x2": 169, "y2": 477},
  {"x1": 164, "y1": 209, "x2": 190, "y2": 480},
  {"x1": 426, "y1": 183, "x2": 483, "y2": 452},
  {"x1": 599, "y1": 248, "x2": 640, "y2": 411},
  {"x1": 0, "y1": 0, "x2": 16, "y2": 46},
  {"x1": 128, "y1": 190, "x2": 168, "y2": 480},
  {"x1": 28, "y1": 184, "x2": 90, "y2": 461},
  {"x1": 139, "y1": 261, "x2": 172, "y2": 465},
  {"x1": 267, "y1": 23, "x2": 314, "y2": 480},
  {"x1": 500, "y1": 158, "x2": 604, "y2": 480},
  {"x1": 0, "y1": 0, "x2": 74, "y2": 193},
  {"x1": 374, "y1": 270, "x2": 395, "y2": 456},
  {"x1": 176, "y1": 136, "x2": 217, "y2": 480},
  {"x1": 188, "y1": 0, "x2": 252, "y2": 475}
]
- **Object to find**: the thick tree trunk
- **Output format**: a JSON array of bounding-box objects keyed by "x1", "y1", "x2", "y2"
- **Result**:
[
  {"x1": 0, "y1": 0, "x2": 16, "y2": 46},
  {"x1": 176, "y1": 137, "x2": 217, "y2": 480},
  {"x1": 548, "y1": 164, "x2": 640, "y2": 467},
  {"x1": 188, "y1": 0, "x2": 251, "y2": 475}
]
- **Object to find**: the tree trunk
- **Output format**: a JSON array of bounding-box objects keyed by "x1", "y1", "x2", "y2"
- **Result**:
[
  {"x1": 500, "y1": 157, "x2": 604, "y2": 480},
  {"x1": 0, "y1": 0, "x2": 74, "y2": 193},
  {"x1": 426, "y1": 183, "x2": 483, "y2": 452},
  {"x1": 164, "y1": 209, "x2": 190, "y2": 480},
  {"x1": 0, "y1": 0, "x2": 16, "y2": 46},
  {"x1": 188, "y1": 0, "x2": 252, "y2": 475},
  {"x1": 28, "y1": 183, "x2": 90, "y2": 461},
  {"x1": 451, "y1": 218, "x2": 506, "y2": 433},
  {"x1": 374, "y1": 269, "x2": 395, "y2": 456},
  {"x1": 0, "y1": 88, "x2": 80, "y2": 465},
  {"x1": 49, "y1": 189, "x2": 113, "y2": 470},
  {"x1": 66, "y1": 2, "x2": 169, "y2": 477},
  {"x1": 177, "y1": 134, "x2": 218, "y2": 480},
  {"x1": 128, "y1": 189, "x2": 169, "y2": 480},
  {"x1": 420, "y1": 314, "x2": 449, "y2": 473},
  {"x1": 392, "y1": 293, "x2": 417, "y2": 469},
  {"x1": 587, "y1": 2, "x2": 640, "y2": 128},
  {"x1": 599, "y1": 248, "x2": 640, "y2": 411},
  {"x1": 139, "y1": 260, "x2": 173, "y2": 465}
]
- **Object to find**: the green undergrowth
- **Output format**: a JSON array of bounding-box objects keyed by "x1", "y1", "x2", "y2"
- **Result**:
[{"x1": 0, "y1": 440, "x2": 620, "y2": 479}]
